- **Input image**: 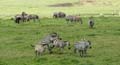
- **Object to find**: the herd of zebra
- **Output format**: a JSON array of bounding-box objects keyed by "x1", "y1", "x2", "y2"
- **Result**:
[
  {"x1": 31, "y1": 32, "x2": 92, "y2": 57},
  {"x1": 14, "y1": 11, "x2": 94, "y2": 28},
  {"x1": 13, "y1": 12, "x2": 94, "y2": 57},
  {"x1": 14, "y1": 12, "x2": 40, "y2": 24}
]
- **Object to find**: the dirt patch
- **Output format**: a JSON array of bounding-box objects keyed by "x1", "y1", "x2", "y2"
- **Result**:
[
  {"x1": 74, "y1": 0, "x2": 96, "y2": 5},
  {"x1": 48, "y1": 0, "x2": 113, "y2": 7},
  {"x1": 75, "y1": 0, "x2": 113, "y2": 6},
  {"x1": 48, "y1": 3, "x2": 73, "y2": 7},
  {"x1": 86, "y1": 0, "x2": 95, "y2": 3}
]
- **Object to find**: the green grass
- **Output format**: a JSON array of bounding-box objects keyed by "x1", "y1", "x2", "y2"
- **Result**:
[
  {"x1": 0, "y1": 0, "x2": 120, "y2": 18},
  {"x1": 0, "y1": 0, "x2": 120, "y2": 65},
  {"x1": 0, "y1": 17, "x2": 120, "y2": 65}
]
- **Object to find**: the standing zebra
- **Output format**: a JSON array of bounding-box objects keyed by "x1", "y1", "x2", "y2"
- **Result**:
[
  {"x1": 53, "y1": 12, "x2": 66, "y2": 18},
  {"x1": 74, "y1": 39, "x2": 92, "y2": 57},
  {"x1": 88, "y1": 16, "x2": 94, "y2": 28},
  {"x1": 38, "y1": 32, "x2": 59, "y2": 53},
  {"x1": 14, "y1": 12, "x2": 29, "y2": 24},
  {"x1": 28, "y1": 14, "x2": 40, "y2": 22},
  {"x1": 31, "y1": 43, "x2": 47, "y2": 56},
  {"x1": 21, "y1": 12, "x2": 29, "y2": 22},
  {"x1": 52, "y1": 38, "x2": 71, "y2": 53},
  {"x1": 66, "y1": 15, "x2": 83, "y2": 24}
]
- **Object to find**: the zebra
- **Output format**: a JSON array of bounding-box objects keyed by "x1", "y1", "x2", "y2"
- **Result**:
[
  {"x1": 53, "y1": 12, "x2": 66, "y2": 18},
  {"x1": 66, "y1": 15, "x2": 83, "y2": 24},
  {"x1": 28, "y1": 14, "x2": 40, "y2": 22},
  {"x1": 31, "y1": 43, "x2": 47, "y2": 56},
  {"x1": 52, "y1": 38, "x2": 71, "y2": 53},
  {"x1": 38, "y1": 32, "x2": 59, "y2": 53},
  {"x1": 74, "y1": 39, "x2": 92, "y2": 57},
  {"x1": 88, "y1": 16, "x2": 94, "y2": 28}
]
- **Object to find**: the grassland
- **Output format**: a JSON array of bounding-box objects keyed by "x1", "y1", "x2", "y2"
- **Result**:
[
  {"x1": 0, "y1": 17, "x2": 120, "y2": 65},
  {"x1": 0, "y1": 0, "x2": 120, "y2": 65},
  {"x1": 0, "y1": 0, "x2": 120, "y2": 18}
]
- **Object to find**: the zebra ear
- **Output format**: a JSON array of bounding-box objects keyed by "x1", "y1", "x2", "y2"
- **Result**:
[{"x1": 88, "y1": 40, "x2": 91, "y2": 45}]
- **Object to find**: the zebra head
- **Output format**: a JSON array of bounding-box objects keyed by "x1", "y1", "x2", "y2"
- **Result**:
[
  {"x1": 64, "y1": 41, "x2": 71, "y2": 50},
  {"x1": 86, "y1": 40, "x2": 92, "y2": 49},
  {"x1": 49, "y1": 32, "x2": 59, "y2": 43}
]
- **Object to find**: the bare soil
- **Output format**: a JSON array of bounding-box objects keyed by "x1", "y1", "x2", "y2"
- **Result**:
[
  {"x1": 48, "y1": 0, "x2": 112, "y2": 7},
  {"x1": 48, "y1": 3, "x2": 73, "y2": 7}
]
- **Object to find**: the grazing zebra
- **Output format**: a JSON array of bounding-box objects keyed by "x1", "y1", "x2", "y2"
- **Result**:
[
  {"x1": 15, "y1": 14, "x2": 29, "y2": 24},
  {"x1": 66, "y1": 15, "x2": 83, "y2": 24},
  {"x1": 52, "y1": 38, "x2": 71, "y2": 53},
  {"x1": 28, "y1": 14, "x2": 40, "y2": 22},
  {"x1": 14, "y1": 14, "x2": 22, "y2": 24},
  {"x1": 74, "y1": 39, "x2": 92, "y2": 57},
  {"x1": 31, "y1": 43, "x2": 47, "y2": 56},
  {"x1": 53, "y1": 12, "x2": 66, "y2": 18}
]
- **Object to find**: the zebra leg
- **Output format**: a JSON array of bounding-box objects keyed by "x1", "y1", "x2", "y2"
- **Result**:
[
  {"x1": 91, "y1": 25, "x2": 94, "y2": 28},
  {"x1": 33, "y1": 19, "x2": 36, "y2": 22},
  {"x1": 15, "y1": 18, "x2": 19, "y2": 24},
  {"x1": 35, "y1": 51, "x2": 38, "y2": 56},
  {"x1": 81, "y1": 50, "x2": 84, "y2": 57},
  {"x1": 79, "y1": 50, "x2": 82, "y2": 57},
  {"x1": 38, "y1": 52, "x2": 40, "y2": 56},
  {"x1": 22, "y1": 18, "x2": 25, "y2": 22},
  {"x1": 60, "y1": 47, "x2": 64, "y2": 53},
  {"x1": 80, "y1": 19, "x2": 83, "y2": 24},
  {"x1": 84, "y1": 50, "x2": 87, "y2": 57},
  {"x1": 16, "y1": 19, "x2": 19, "y2": 24},
  {"x1": 38, "y1": 18, "x2": 40, "y2": 22},
  {"x1": 74, "y1": 48, "x2": 77, "y2": 53},
  {"x1": 47, "y1": 44, "x2": 52, "y2": 54}
]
